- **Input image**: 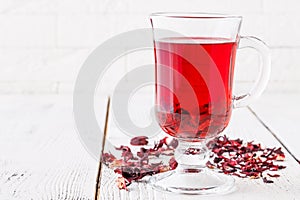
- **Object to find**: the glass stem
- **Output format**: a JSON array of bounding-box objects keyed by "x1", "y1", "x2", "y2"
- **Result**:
[{"x1": 174, "y1": 140, "x2": 210, "y2": 171}]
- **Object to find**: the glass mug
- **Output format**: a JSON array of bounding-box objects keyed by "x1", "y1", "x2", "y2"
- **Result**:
[{"x1": 150, "y1": 13, "x2": 271, "y2": 194}]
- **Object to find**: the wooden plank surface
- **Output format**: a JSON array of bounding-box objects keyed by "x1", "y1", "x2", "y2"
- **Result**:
[
  {"x1": 250, "y1": 92, "x2": 300, "y2": 160},
  {"x1": 0, "y1": 94, "x2": 299, "y2": 200},
  {"x1": 0, "y1": 95, "x2": 97, "y2": 199}
]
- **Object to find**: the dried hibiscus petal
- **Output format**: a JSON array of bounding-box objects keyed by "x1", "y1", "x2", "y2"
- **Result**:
[
  {"x1": 166, "y1": 138, "x2": 179, "y2": 149},
  {"x1": 263, "y1": 177, "x2": 274, "y2": 183},
  {"x1": 102, "y1": 152, "x2": 116, "y2": 164},
  {"x1": 209, "y1": 135, "x2": 286, "y2": 184},
  {"x1": 106, "y1": 134, "x2": 286, "y2": 190},
  {"x1": 110, "y1": 135, "x2": 180, "y2": 190},
  {"x1": 137, "y1": 147, "x2": 148, "y2": 158},
  {"x1": 214, "y1": 157, "x2": 222, "y2": 163},
  {"x1": 110, "y1": 159, "x2": 124, "y2": 168},
  {"x1": 121, "y1": 167, "x2": 141, "y2": 181},
  {"x1": 267, "y1": 173, "x2": 280, "y2": 178},
  {"x1": 153, "y1": 137, "x2": 168, "y2": 150},
  {"x1": 116, "y1": 177, "x2": 130, "y2": 190},
  {"x1": 115, "y1": 145, "x2": 134, "y2": 162},
  {"x1": 185, "y1": 148, "x2": 201, "y2": 155},
  {"x1": 130, "y1": 136, "x2": 149, "y2": 146},
  {"x1": 169, "y1": 157, "x2": 178, "y2": 170},
  {"x1": 206, "y1": 161, "x2": 215, "y2": 169}
]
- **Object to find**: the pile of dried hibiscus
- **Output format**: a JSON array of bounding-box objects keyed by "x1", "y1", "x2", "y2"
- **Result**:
[{"x1": 102, "y1": 135, "x2": 286, "y2": 190}]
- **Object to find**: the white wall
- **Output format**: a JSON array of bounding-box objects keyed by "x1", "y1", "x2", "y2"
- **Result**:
[{"x1": 0, "y1": 0, "x2": 299, "y2": 94}]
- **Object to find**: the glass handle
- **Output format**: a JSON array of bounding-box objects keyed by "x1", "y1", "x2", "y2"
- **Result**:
[{"x1": 233, "y1": 36, "x2": 271, "y2": 108}]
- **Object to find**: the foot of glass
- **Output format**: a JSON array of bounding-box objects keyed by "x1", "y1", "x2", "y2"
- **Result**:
[
  {"x1": 149, "y1": 139, "x2": 235, "y2": 195},
  {"x1": 149, "y1": 168, "x2": 235, "y2": 195}
]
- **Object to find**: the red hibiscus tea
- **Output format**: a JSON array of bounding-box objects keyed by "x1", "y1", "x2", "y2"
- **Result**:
[{"x1": 155, "y1": 37, "x2": 238, "y2": 140}]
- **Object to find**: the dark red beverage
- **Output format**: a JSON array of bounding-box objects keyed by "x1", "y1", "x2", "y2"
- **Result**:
[{"x1": 155, "y1": 37, "x2": 238, "y2": 140}]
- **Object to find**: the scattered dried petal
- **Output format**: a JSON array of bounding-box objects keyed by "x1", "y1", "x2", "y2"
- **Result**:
[
  {"x1": 105, "y1": 135, "x2": 286, "y2": 190},
  {"x1": 263, "y1": 177, "x2": 274, "y2": 183},
  {"x1": 169, "y1": 157, "x2": 178, "y2": 170},
  {"x1": 267, "y1": 173, "x2": 280, "y2": 178},
  {"x1": 130, "y1": 136, "x2": 149, "y2": 146},
  {"x1": 166, "y1": 138, "x2": 179, "y2": 149},
  {"x1": 185, "y1": 148, "x2": 201, "y2": 155},
  {"x1": 102, "y1": 152, "x2": 116, "y2": 164},
  {"x1": 116, "y1": 177, "x2": 130, "y2": 190},
  {"x1": 206, "y1": 161, "x2": 215, "y2": 169},
  {"x1": 209, "y1": 135, "x2": 286, "y2": 184}
]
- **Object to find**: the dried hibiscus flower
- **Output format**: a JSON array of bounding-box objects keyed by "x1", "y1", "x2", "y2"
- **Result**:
[
  {"x1": 102, "y1": 135, "x2": 286, "y2": 190},
  {"x1": 116, "y1": 177, "x2": 130, "y2": 190},
  {"x1": 207, "y1": 135, "x2": 286, "y2": 184},
  {"x1": 130, "y1": 136, "x2": 149, "y2": 146},
  {"x1": 102, "y1": 137, "x2": 178, "y2": 190}
]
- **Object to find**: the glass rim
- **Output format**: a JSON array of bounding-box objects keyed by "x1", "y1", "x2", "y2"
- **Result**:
[{"x1": 150, "y1": 12, "x2": 242, "y2": 19}]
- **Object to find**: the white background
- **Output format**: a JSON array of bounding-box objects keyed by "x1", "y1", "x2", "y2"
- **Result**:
[{"x1": 0, "y1": 0, "x2": 299, "y2": 95}]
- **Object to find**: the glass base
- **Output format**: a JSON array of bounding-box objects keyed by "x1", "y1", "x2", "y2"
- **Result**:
[{"x1": 149, "y1": 168, "x2": 235, "y2": 195}]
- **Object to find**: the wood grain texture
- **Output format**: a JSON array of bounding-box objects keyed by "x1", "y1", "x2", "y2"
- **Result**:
[
  {"x1": 0, "y1": 95, "x2": 97, "y2": 200},
  {"x1": 0, "y1": 94, "x2": 299, "y2": 200},
  {"x1": 250, "y1": 92, "x2": 300, "y2": 160}
]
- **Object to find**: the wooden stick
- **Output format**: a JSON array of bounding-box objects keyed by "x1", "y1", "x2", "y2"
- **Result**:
[{"x1": 95, "y1": 97, "x2": 111, "y2": 200}]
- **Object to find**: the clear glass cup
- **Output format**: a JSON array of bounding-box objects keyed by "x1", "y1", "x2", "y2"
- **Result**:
[{"x1": 150, "y1": 12, "x2": 271, "y2": 195}]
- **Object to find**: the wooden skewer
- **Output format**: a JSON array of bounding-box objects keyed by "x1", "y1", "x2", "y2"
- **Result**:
[{"x1": 95, "y1": 97, "x2": 111, "y2": 200}]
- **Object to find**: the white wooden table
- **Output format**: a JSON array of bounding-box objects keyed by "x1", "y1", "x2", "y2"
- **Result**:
[{"x1": 0, "y1": 93, "x2": 299, "y2": 200}]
